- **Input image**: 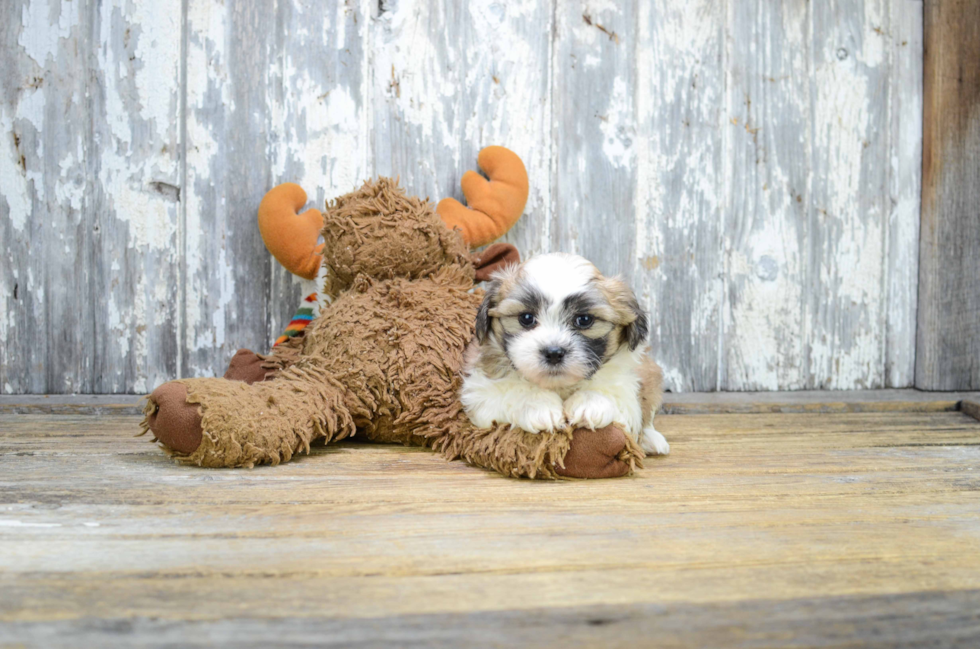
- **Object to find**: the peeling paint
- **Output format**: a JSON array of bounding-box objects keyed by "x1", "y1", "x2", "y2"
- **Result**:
[
  {"x1": 458, "y1": 0, "x2": 553, "y2": 258},
  {"x1": 0, "y1": 112, "x2": 31, "y2": 232},
  {"x1": 97, "y1": 3, "x2": 180, "y2": 253},
  {"x1": 371, "y1": 0, "x2": 460, "y2": 196},
  {"x1": 18, "y1": 0, "x2": 76, "y2": 66},
  {"x1": 0, "y1": 0, "x2": 923, "y2": 394},
  {"x1": 599, "y1": 77, "x2": 634, "y2": 169},
  {"x1": 884, "y1": 1, "x2": 922, "y2": 388}
]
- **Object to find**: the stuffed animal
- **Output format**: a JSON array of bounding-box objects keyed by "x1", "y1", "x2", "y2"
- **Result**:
[{"x1": 142, "y1": 147, "x2": 647, "y2": 479}]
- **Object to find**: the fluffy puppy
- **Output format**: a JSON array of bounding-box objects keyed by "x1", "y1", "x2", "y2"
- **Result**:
[{"x1": 461, "y1": 252, "x2": 669, "y2": 456}]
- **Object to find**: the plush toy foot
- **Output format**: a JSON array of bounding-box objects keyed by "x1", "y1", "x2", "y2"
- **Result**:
[
  {"x1": 145, "y1": 349, "x2": 269, "y2": 457},
  {"x1": 145, "y1": 383, "x2": 203, "y2": 455},
  {"x1": 224, "y1": 349, "x2": 275, "y2": 384},
  {"x1": 556, "y1": 425, "x2": 638, "y2": 479}
]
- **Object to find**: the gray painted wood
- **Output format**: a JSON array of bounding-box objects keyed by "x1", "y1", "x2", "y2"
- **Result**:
[
  {"x1": 807, "y1": 0, "x2": 893, "y2": 390},
  {"x1": 0, "y1": 0, "x2": 927, "y2": 393},
  {"x1": 886, "y1": 1, "x2": 923, "y2": 389},
  {"x1": 5, "y1": 389, "x2": 980, "y2": 416},
  {"x1": 3, "y1": 410, "x2": 980, "y2": 645},
  {"x1": 723, "y1": 0, "x2": 923, "y2": 391},
  {"x1": 552, "y1": 1, "x2": 638, "y2": 283},
  {"x1": 180, "y1": 0, "x2": 279, "y2": 379},
  {"x1": 372, "y1": 0, "x2": 556, "y2": 264},
  {"x1": 268, "y1": 0, "x2": 373, "y2": 338},
  {"x1": 916, "y1": 0, "x2": 980, "y2": 391},
  {"x1": 371, "y1": 0, "x2": 466, "y2": 204},
  {"x1": 4, "y1": 591, "x2": 980, "y2": 648},
  {"x1": 1, "y1": 0, "x2": 182, "y2": 395},
  {"x1": 634, "y1": 0, "x2": 726, "y2": 392},
  {"x1": 454, "y1": 1, "x2": 555, "y2": 259},
  {"x1": 724, "y1": 0, "x2": 811, "y2": 391}
]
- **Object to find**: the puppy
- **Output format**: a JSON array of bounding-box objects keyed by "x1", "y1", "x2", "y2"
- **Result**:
[{"x1": 461, "y1": 252, "x2": 669, "y2": 456}]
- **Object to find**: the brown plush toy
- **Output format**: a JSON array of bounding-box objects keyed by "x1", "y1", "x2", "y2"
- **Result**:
[{"x1": 142, "y1": 147, "x2": 646, "y2": 479}]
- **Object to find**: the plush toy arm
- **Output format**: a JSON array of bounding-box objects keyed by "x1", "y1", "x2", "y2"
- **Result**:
[
  {"x1": 436, "y1": 146, "x2": 529, "y2": 247},
  {"x1": 258, "y1": 183, "x2": 324, "y2": 280}
]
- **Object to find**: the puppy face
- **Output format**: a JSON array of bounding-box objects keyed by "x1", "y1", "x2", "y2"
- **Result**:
[{"x1": 475, "y1": 253, "x2": 649, "y2": 389}]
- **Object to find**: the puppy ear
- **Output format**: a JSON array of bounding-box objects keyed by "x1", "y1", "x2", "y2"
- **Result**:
[
  {"x1": 475, "y1": 280, "x2": 499, "y2": 343},
  {"x1": 598, "y1": 275, "x2": 649, "y2": 350},
  {"x1": 624, "y1": 297, "x2": 649, "y2": 350}
]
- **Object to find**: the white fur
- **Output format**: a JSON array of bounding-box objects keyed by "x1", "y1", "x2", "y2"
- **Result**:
[
  {"x1": 562, "y1": 346, "x2": 645, "y2": 436},
  {"x1": 520, "y1": 253, "x2": 595, "y2": 304},
  {"x1": 461, "y1": 346, "x2": 652, "y2": 441},
  {"x1": 641, "y1": 426, "x2": 670, "y2": 455},
  {"x1": 460, "y1": 366, "x2": 566, "y2": 432}
]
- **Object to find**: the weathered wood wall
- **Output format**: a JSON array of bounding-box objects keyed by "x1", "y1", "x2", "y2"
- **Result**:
[
  {"x1": 916, "y1": 0, "x2": 980, "y2": 391},
  {"x1": 0, "y1": 0, "x2": 923, "y2": 394}
]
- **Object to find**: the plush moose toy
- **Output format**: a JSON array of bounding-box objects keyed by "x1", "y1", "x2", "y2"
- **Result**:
[{"x1": 142, "y1": 147, "x2": 646, "y2": 479}]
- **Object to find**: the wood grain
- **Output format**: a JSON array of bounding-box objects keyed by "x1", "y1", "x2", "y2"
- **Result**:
[
  {"x1": 0, "y1": 0, "x2": 183, "y2": 394},
  {"x1": 1, "y1": 1, "x2": 929, "y2": 394},
  {"x1": 4, "y1": 591, "x2": 979, "y2": 648},
  {"x1": 659, "y1": 388, "x2": 980, "y2": 414},
  {"x1": 916, "y1": 0, "x2": 980, "y2": 391},
  {"x1": 634, "y1": 0, "x2": 725, "y2": 392},
  {"x1": 807, "y1": 0, "x2": 892, "y2": 390},
  {"x1": 723, "y1": 0, "x2": 810, "y2": 390},
  {"x1": 552, "y1": 0, "x2": 638, "y2": 280},
  {"x1": 886, "y1": 0, "x2": 924, "y2": 388},
  {"x1": 1, "y1": 410, "x2": 979, "y2": 646},
  {"x1": 454, "y1": 0, "x2": 554, "y2": 259},
  {"x1": 6, "y1": 390, "x2": 980, "y2": 416},
  {"x1": 181, "y1": 0, "x2": 279, "y2": 378},
  {"x1": 267, "y1": 0, "x2": 373, "y2": 341},
  {"x1": 370, "y1": 0, "x2": 554, "y2": 259},
  {"x1": 962, "y1": 400, "x2": 980, "y2": 422}
]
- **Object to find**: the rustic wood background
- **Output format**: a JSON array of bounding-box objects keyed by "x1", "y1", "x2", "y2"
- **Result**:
[
  {"x1": 916, "y1": 0, "x2": 980, "y2": 391},
  {"x1": 1, "y1": 0, "x2": 925, "y2": 394}
]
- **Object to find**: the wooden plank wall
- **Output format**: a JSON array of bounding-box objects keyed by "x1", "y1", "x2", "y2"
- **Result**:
[
  {"x1": 916, "y1": 0, "x2": 980, "y2": 390},
  {"x1": 0, "y1": 0, "x2": 924, "y2": 394}
]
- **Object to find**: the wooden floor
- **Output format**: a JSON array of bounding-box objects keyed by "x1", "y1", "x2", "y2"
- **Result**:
[{"x1": 2, "y1": 399, "x2": 980, "y2": 647}]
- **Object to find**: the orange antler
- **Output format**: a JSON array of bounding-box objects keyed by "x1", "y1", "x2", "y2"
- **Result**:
[
  {"x1": 258, "y1": 183, "x2": 324, "y2": 280},
  {"x1": 436, "y1": 146, "x2": 529, "y2": 247}
]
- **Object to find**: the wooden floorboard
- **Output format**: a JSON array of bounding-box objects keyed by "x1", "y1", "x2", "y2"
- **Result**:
[
  {"x1": 660, "y1": 389, "x2": 980, "y2": 414},
  {"x1": 2, "y1": 410, "x2": 980, "y2": 647},
  {"x1": 3, "y1": 389, "x2": 980, "y2": 416}
]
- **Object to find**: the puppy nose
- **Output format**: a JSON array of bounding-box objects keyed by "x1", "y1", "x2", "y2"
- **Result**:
[{"x1": 543, "y1": 346, "x2": 566, "y2": 365}]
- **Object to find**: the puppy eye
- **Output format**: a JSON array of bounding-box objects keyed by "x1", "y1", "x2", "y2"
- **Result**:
[
  {"x1": 574, "y1": 314, "x2": 595, "y2": 329},
  {"x1": 518, "y1": 312, "x2": 536, "y2": 328}
]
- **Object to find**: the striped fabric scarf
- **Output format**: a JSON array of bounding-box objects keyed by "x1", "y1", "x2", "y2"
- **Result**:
[{"x1": 274, "y1": 292, "x2": 318, "y2": 346}]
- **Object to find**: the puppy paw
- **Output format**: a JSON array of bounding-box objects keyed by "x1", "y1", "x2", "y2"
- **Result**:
[
  {"x1": 640, "y1": 426, "x2": 670, "y2": 455},
  {"x1": 514, "y1": 394, "x2": 566, "y2": 433},
  {"x1": 564, "y1": 391, "x2": 619, "y2": 431}
]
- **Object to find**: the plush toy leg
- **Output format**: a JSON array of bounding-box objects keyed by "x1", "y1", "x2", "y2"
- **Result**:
[
  {"x1": 141, "y1": 349, "x2": 282, "y2": 456},
  {"x1": 142, "y1": 367, "x2": 358, "y2": 468},
  {"x1": 430, "y1": 416, "x2": 644, "y2": 480},
  {"x1": 144, "y1": 382, "x2": 203, "y2": 454},
  {"x1": 556, "y1": 426, "x2": 645, "y2": 479},
  {"x1": 223, "y1": 332, "x2": 306, "y2": 384},
  {"x1": 223, "y1": 350, "x2": 275, "y2": 384}
]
